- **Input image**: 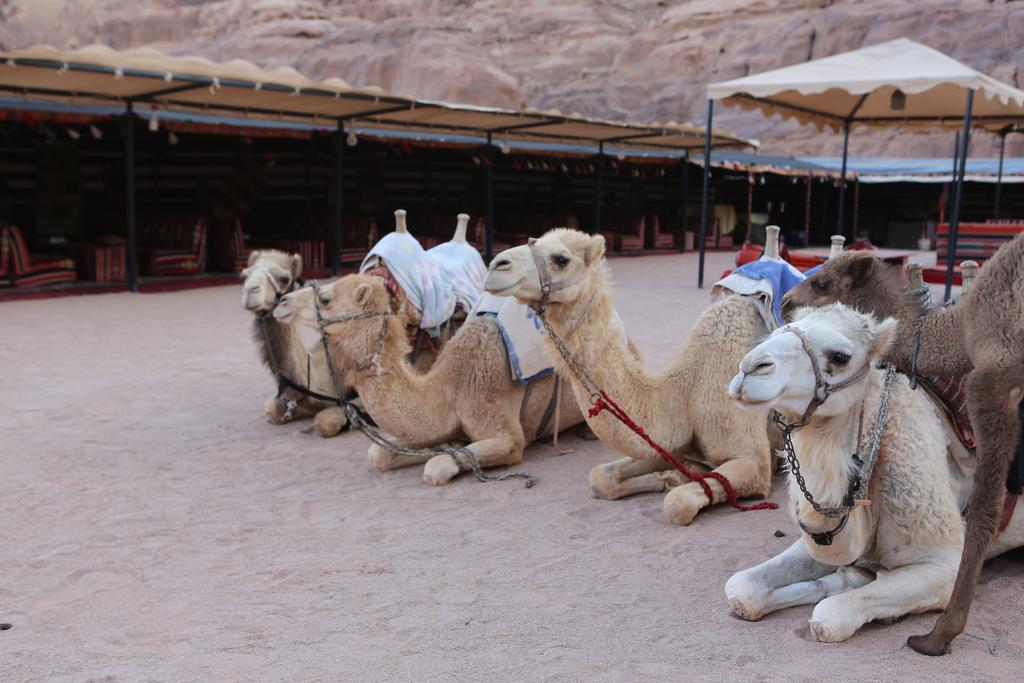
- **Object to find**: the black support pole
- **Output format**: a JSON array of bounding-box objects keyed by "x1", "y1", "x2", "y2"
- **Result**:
[
  {"x1": 484, "y1": 132, "x2": 494, "y2": 263},
  {"x1": 697, "y1": 99, "x2": 713, "y2": 288},
  {"x1": 593, "y1": 141, "x2": 604, "y2": 235},
  {"x1": 332, "y1": 122, "x2": 344, "y2": 276},
  {"x1": 944, "y1": 89, "x2": 975, "y2": 302},
  {"x1": 837, "y1": 121, "x2": 850, "y2": 240},
  {"x1": 679, "y1": 152, "x2": 689, "y2": 253},
  {"x1": 123, "y1": 101, "x2": 138, "y2": 292},
  {"x1": 994, "y1": 130, "x2": 1007, "y2": 220}
]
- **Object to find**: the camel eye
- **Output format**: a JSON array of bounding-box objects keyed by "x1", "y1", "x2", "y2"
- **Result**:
[
  {"x1": 812, "y1": 279, "x2": 830, "y2": 293},
  {"x1": 553, "y1": 255, "x2": 570, "y2": 267},
  {"x1": 319, "y1": 296, "x2": 331, "y2": 306},
  {"x1": 278, "y1": 276, "x2": 289, "y2": 285},
  {"x1": 828, "y1": 351, "x2": 851, "y2": 366}
]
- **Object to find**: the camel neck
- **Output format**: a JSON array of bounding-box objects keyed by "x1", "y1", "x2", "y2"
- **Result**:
[{"x1": 253, "y1": 314, "x2": 308, "y2": 381}]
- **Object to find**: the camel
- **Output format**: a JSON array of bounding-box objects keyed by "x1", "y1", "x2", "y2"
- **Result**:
[
  {"x1": 782, "y1": 236, "x2": 1024, "y2": 654},
  {"x1": 241, "y1": 249, "x2": 352, "y2": 437},
  {"x1": 484, "y1": 228, "x2": 779, "y2": 525},
  {"x1": 725, "y1": 304, "x2": 1023, "y2": 643},
  {"x1": 273, "y1": 274, "x2": 586, "y2": 485}
]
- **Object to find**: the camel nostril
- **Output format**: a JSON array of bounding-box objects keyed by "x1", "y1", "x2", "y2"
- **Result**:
[
  {"x1": 750, "y1": 361, "x2": 774, "y2": 376},
  {"x1": 492, "y1": 258, "x2": 511, "y2": 271}
]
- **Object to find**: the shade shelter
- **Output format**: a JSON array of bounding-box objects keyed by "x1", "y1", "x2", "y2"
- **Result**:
[
  {"x1": 0, "y1": 44, "x2": 753, "y2": 291},
  {"x1": 704, "y1": 37, "x2": 1024, "y2": 298}
]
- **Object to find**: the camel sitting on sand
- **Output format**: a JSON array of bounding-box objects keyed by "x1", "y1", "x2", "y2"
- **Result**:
[
  {"x1": 781, "y1": 238, "x2": 1024, "y2": 654},
  {"x1": 485, "y1": 228, "x2": 778, "y2": 525},
  {"x1": 725, "y1": 304, "x2": 1023, "y2": 643},
  {"x1": 241, "y1": 249, "x2": 352, "y2": 436},
  {"x1": 274, "y1": 274, "x2": 585, "y2": 486}
]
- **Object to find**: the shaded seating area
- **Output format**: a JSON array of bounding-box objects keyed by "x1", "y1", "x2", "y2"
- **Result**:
[
  {"x1": 0, "y1": 224, "x2": 77, "y2": 288},
  {"x1": 646, "y1": 214, "x2": 675, "y2": 250},
  {"x1": 601, "y1": 214, "x2": 645, "y2": 253},
  {"x1": 924, "y1": 220, "x2": 1024, "y2": 284},
  {"x1": 139, "y1": 216, "x2": 208, "y2": 276}
]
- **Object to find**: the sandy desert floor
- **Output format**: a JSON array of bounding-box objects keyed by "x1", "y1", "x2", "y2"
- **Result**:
[{"x1": 2, "y1": 251, "x2": 1022, "y2": 681}]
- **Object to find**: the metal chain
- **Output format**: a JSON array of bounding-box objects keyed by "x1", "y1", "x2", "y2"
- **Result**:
[
  {"x1": 772, "y1": 364, "x2": 896, "y2": 518},
  {"x1": 538, "y1": 315, "x2": 600, "y2": 403}
]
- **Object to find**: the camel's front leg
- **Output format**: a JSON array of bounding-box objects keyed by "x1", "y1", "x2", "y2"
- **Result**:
[
  {"x1": 589, "y1": 457, "x2": 675, "y2": 500},
  {"x1": 726, "y1": 540, "x2": 873, "y2": 621},
  {"x1": 423, "y1": 435, "x2": 524, "y2": 486},
  {"x1": 811, "y1": 559, "x2": 957, "y2": 643},
  {"x1": 367, "y1": 443, "x2": 433, "y2": 472},
  {"x1": 662, "y1": 456, "x2": 766, "y2": 526}
]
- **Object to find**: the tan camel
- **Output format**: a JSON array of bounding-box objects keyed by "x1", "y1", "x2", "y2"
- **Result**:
[
  {"x1": 726, "y1": 304, "x2": 1023, "y2": 643},
  {"x1": 241, "y1": 249, "x2": 352, "y2": 436},
  {"x1": 782, "y1": 236, "x2": 1024, "y2": 655},
  {"x1": 485, "y1": 228, "x2": 777, "y2": 525},
  {"x1": 273, "y1": 274, "x2": 586, "y2": 485}
]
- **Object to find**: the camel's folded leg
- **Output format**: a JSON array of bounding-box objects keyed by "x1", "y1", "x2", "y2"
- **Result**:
[
  {"x1": 810, "y1": 558, "x2": 957, "y2": 643},
  {"x1": 367, "y1": 443, "x2": 433, "y2": 473},
  {"x1": 662, "y1": 456, "x2": 765, "y2": 526},
  {"x1": 726, "y1": 540, "x2": 871, "y2": 621},
  {"x1": 423, "y1": 435, "x2": 523, "y2": 487},
  {"x1": 589, "y1": 457, "x2": 676, "y2": 500},
  {"x1": 314, "y1": 406, "x2": 348, "y2": 437},
  {"x1": 264, "y1": 392, "x2": 320, "y2": 425}
]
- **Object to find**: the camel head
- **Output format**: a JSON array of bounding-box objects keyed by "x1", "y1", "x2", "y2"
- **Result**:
[
  {"x1": 274, "y1": 275, "x2": 395, "y2": 359},
  {"x1": 781, "y1": 251, "x2": 908, "y2": 322},
  {"x1": 728, "y1": 304, "x2": 897, "y2": 420},
  {"x1": 484, "y1": 228, "x2": 606, "y2": 310},
  {"x1": 241, "y1": 249, "x2": 303, "y2": 313}
]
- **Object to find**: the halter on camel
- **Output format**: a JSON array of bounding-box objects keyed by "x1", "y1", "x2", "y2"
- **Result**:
[
  {"x1": 524, "y1": 239, "x2": 779, "y2": 512},
  {"x1": 768, "y1": 325, "x2": 896, "y2": 546},
  {"x1": 309, "y1": 280, "x2": 537, "y2": 488}
]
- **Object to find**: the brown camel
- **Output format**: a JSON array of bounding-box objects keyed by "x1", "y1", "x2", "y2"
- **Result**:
[
  {"x1": 782, "y1": 236, "x2": 1024, "y2": 655},
  {"x1": 273, "y1": 274, "x2": 585, "y2": 486},
  {"x1": 241, "y1": 249, "x2": 352, "y2": 436}
]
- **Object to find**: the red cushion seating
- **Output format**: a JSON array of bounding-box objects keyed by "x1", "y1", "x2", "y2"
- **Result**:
[
  {"x1": 0, "y1": 224, "x2": 77, "y2": 288},
  {"x1": 140, "y1": 216, "x2": 208, "y2": 276},
  {"x1": 935, "y1": 221, "x2": 1024, "y2": 264},
  {"x1": 647, "y1": 215, "x2": 674, "y2": 249}
]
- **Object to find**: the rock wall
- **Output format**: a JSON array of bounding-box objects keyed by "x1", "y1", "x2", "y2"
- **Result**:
[{"x1": 2, "y1": 0, "x2": 1022, "y2": 156}]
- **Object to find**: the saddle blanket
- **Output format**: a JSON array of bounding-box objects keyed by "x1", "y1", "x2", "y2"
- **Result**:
[
  {"x1": 711, "y1": 259, "x2": 806, "y2": 329},
  {"x1": 427, "y1": 239, "x2": 487, "y2": 312},
  {"x1": 471, "y1": 293, "x2": 629, "y2": 385},
  {"x1": 361, "y1": 231, "x2": 456, "y2": 332}
]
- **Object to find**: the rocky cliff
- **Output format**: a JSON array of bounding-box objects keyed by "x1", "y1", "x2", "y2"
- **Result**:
[{"x1": 2, "y1": 0, "x2": 1022, "y2": 156}]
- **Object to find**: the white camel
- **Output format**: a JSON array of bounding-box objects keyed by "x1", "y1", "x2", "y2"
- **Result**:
[{"x1": 725, "y1": 304, "x2": 1024, "y2": 643}]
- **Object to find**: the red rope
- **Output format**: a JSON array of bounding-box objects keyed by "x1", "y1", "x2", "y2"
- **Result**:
[{"x1": 588, "y1": 390, "x2": 778, "y2": 512}]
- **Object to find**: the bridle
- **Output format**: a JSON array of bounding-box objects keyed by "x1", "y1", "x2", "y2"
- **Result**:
[
  {"x1": 526, "y1": 238, "x2": 590, "y2": 316},
  {"x1": 248, "y1": 264, "x2": 303, "y2": 308},
  {"x1": 310, "y1": 279, "x2": 390, "y2": 372},
  {"x1": 768, "y1": 325, "x2": 895, "y2": 546}
]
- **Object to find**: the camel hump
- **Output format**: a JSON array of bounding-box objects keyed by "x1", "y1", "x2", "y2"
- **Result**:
[
  {"x1": 394, "y1": 209, "x2": 408, "y2": 234},
  {"x1": 829, "y1": 235, "x2": 846, "y2": 258},
  {"x1": 763, "y1": 225, "x2": 782, "y2": 261},
  {"x1": 453, "y1": 214, "x2": 470, "y2": 243}
]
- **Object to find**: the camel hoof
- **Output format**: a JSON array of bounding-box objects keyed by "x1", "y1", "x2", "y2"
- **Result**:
[
  {"x1": 907, "y1": 633, "x2": 953, "y2": 657},
  {"x1": 423, "y1": 453, "x2": 460, "y2": 486},
  {"x1": 588, "y1": 463, "x2": 619, "y2": 500},
  {"x1": 314, "y1": 407, "x2": 348, "y2": 438},
  {"x1": 264, "y1": 397, "x2": 289, "y2": 424},
  {"x1": 368, "y1": 444, "x2": 398, "y2": 472},
  {"x1": 662, "y1": 486, "x2": 705, "y2": 526}
]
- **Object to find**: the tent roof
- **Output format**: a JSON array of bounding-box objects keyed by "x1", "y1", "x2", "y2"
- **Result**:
[
  {"x1": 708, "y1": 38, "x2": 1024, "y2": 132},
  {"x1": 0, "y1": 43, "x2": 754, "y2": 151}
]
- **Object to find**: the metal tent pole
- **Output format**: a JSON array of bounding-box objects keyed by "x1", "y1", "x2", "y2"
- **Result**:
[
  {"x1": 837, "y1": 121, "x2": 850, "y2": 240},
  {"x1": 697, "y1": 99, "x2": 713, "y2": 288},
  {"x1": 593, "y1": 141, "x2": 604, "y2": 235},
  {"x1": 123, "y1": 101, "x2": 138, "y2": 292},
  {"x1": 994, "y1": 129, "x2": 1007, "y2": 220},
  {"x1": 331, "y1": 122, "x2": 344, "y2": 276},
  {"x1": 484, "y1": 132, "x2": 494, "y2": 262},
  {"x1": 944, "y1": 89, "x2": 975, "y2": 302},
  {"x1": 679, "y1": 151, "x2": 689, "y2": 253}
]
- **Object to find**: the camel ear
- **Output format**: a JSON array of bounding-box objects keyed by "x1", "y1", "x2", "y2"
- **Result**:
[
  {"x1": 584, "y1": 234, "x2": 606, "y2": 265},
  {"x1": 353, "y1": 282, "x2": 373, "y2": 307},
  {"x1": 247, "y1": 251, "x2": 261, "y2": 267},
  {"x1": 290, "y1": 254, "x2": 303, "y2": 279},
  {"x1": 847, "y1": 255, "x2": 875, "y2": 287},
  {"x1": 868, "y1": 317, "x2": 898, "y2": 359}
]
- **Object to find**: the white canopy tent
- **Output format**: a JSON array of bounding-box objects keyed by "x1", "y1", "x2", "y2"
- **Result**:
[{"x1": 703, "y1": 38, "x2": 1024, "y2": 298}]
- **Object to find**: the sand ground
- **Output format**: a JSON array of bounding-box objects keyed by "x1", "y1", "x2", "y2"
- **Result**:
[{"x1": 2, "y1": 251, "x2": 1021, "y2": 682}]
